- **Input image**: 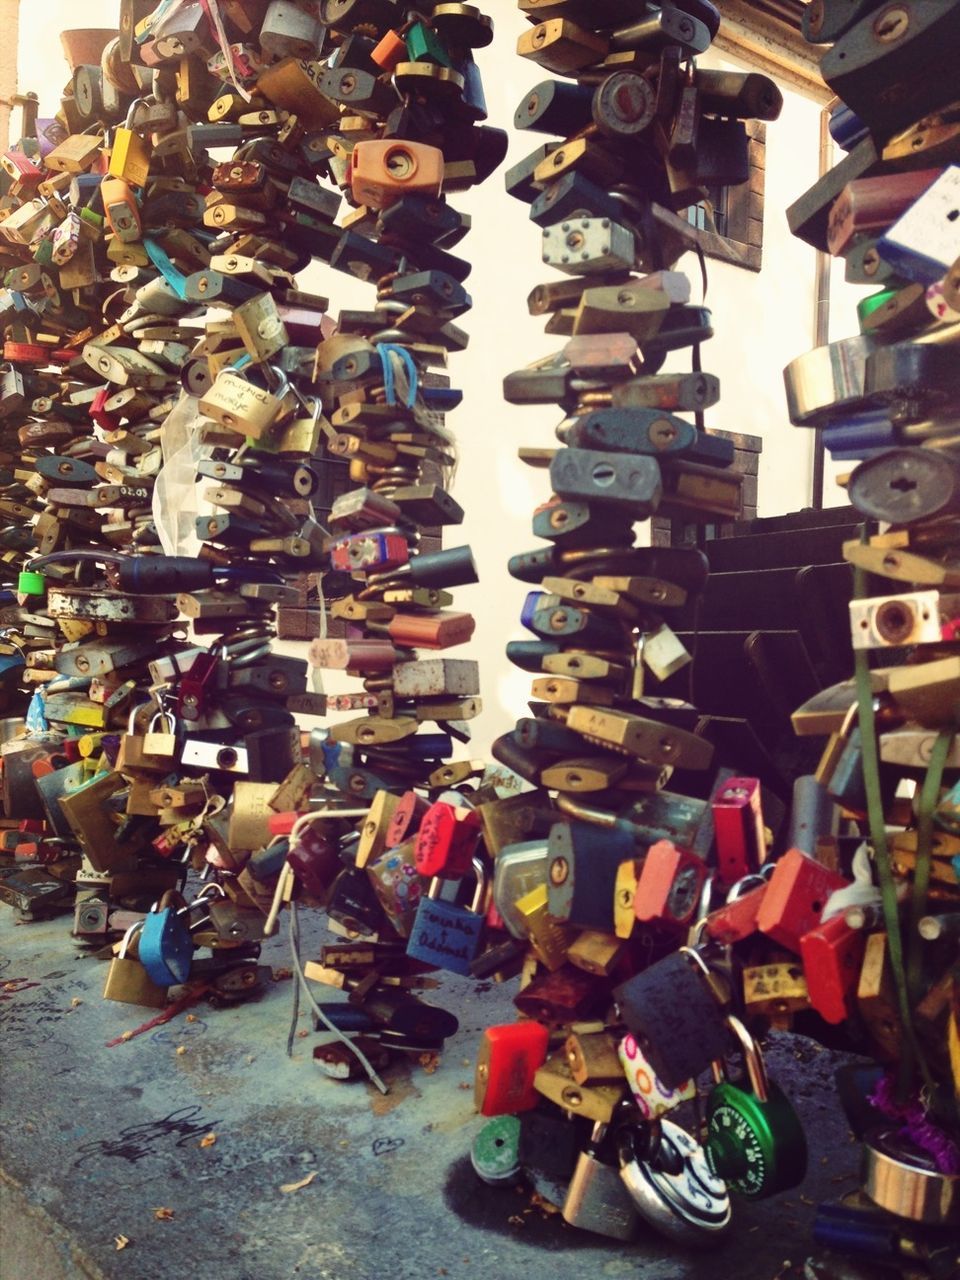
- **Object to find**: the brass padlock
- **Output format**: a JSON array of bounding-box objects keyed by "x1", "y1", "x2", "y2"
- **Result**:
[
  {"x1": 199, "y1": 365, "x2": 294, "y2": 438},
  {"x1": 103, "y1": 921, "x2": 169, "y2": 1007},
  {"x1": 143, "y1": 707, "x2": 178, "y2": 758}
]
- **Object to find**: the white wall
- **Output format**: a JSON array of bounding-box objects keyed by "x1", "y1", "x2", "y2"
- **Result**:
[{"x1": 17, "y1": 6, "x2": 863, "y2": 753}]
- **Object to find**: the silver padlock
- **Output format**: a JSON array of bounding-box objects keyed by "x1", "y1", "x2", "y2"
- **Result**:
[
  {"x1": 562, "y1": 1121, "x2": 641, "y2": 1240},
  {"x1": 260, "y1": 1, "x2": 325, "y2": 59},
  {"x1": 617, "y1": 1116, "x2": 731, "y2": 1244},
  {"x1": 543, "y1": 218, "x2": 636, "y2": 276}
]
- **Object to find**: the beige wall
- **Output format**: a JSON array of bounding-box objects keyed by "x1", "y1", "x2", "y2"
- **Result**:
[{"x1": 17, "y1": 7, "x2": 864, "y2": 751}]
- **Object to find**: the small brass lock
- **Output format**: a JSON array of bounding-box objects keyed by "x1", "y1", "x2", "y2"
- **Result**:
[{"x1": 199, "y1": 365, "x2": 295, "y2": 438}]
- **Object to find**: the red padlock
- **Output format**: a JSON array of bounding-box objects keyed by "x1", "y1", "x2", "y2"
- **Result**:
[
  {"x1": 756, "y1": 848, "x2": 849, "y2": 954},
  {"x1": 386, "y1": 789, "x2": 430, "y2": 847},
  {"x1": 633, "y1": 839, "x2": 708, "y2": 931},
  {"x1": 474, "y1": 1021, "x2": 550, "y2": 1116},
  {"x1": 712, "y1": 775, "x2": 766, "y2": 885},
  {"x1": 799, "y1": 911, "x2": 866, "y2": 1024},
  {"x1": 702, "y1": 881, "x2": 767, "y2": 945},
  {"x1": 414, "y1": 800, "x2": 482, "y2": 878},
  {"x1": 89, "y1": 387, "x2": 121, "y2": 432}
]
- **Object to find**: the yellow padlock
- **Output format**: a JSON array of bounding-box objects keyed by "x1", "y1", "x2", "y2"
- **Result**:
[{"x1": 108, "y1": 100, "x2": 152, "y2": 188}]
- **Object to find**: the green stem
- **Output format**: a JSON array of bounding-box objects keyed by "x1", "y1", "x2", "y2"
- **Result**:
[
  {"x1": 852, "y1": 546, "x2": 933, "y2": 1100},
  {"x1": 906, "y1": 730, "x2": 951, "y2": 1009}
]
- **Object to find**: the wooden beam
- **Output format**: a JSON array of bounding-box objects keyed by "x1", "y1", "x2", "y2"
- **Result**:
[{"x1": 716, "y1": 0, "x2": 833, "y2": 104}]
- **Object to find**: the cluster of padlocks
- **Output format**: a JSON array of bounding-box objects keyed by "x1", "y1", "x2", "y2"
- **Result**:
[
  {"x1": 0, "y1": 0, "x2": 957, "y2": 1262},
  {"x1": 465, "y1": 0, "x2": 829, "y2": 1245},
  {"x1": 779, "y1": 0, "x2": 960, "y2": 1243},
  {"x1": 0, "y1": 0, "x2": 501, "y2": 1048}
]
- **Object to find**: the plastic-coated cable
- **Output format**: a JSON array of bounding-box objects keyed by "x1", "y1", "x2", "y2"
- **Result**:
[{"x1": 287, "y1": 901, "x2": 389, "y2": 1094}]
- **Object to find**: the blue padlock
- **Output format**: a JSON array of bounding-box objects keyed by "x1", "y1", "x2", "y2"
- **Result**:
[
  {"x1": 406, "y1": 856, "x2": 488, "y2": 976},
  {"x1": 138, "y1": 890, "x2": 194, "y2": 986}
]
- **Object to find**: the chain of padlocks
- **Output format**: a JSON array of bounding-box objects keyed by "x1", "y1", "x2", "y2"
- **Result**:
[{"x1": 0, "y1": 0, "x2": 956, "y2": 1267}]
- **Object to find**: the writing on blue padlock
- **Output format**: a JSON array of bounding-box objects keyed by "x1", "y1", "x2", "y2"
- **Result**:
[
  {"x1": 406, "y1": 856, "x2": 488, "y2": 975},
  {"x1": 139, "y1": 889, "x2": 197, "y2": 986}
]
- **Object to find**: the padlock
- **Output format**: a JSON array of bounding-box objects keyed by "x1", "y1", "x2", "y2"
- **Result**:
[
  {"x1": 534, "y1": 1049, "x2": 626, "y2": 1122},
  {"x1": 326, "y1": 865, "x2": 386, "y2": 936},
  {"x1": 711, "y1": 776, "x2": 767, "y2": 885},
  {"x1": 562, "y1": 1120, "x2": 641, "y2": 1240},
  {"x1": 518, "y1": 1106, "x2": 586, "y2": 1207},
  {"x1": 633, "y1": 839, "x2": 708, "y2": 932},
  {"x1": 406, "y1": 856, "x2": 488, "y2": 974},
  {"x1": 704, "y1": 1016, "x2": 808, "y2": 1199},
  {"x1": 366, "y1": 840, "x2": 423, "y2": 937},
  {"x1": 471, "y1": 1115, "x2": 522, "y2": 1186},
  {"x1": 143, "y1": 706, "x2": 178, "y2": 758},
  {"x1": 349, "y1": 139, "x2": 445, "y2": 210},
  {"x1": 613, "y1": 948, "x2": 729, "y2": 1090},
  {"x1": 799, "y1": 912, "x2": 866, "y2": 1025},
  {"x1": 565, "y1": 1030, "x2": 623, "y2": 1085},
  {"x1": 414, "y1": 800, "x2": 482, "y2": 877},
  {"x1": 742, "y1": 961, "x2": 810, "y2": 1027},
  {"x1": 617, "y1": 1115, "x2": 731, "y2": 1244},
  {"x1": 617, "y1": 1032, "x2": 695, "y2": 1120},
  {"x1": 756, "y1": 847, "x2": 849, "y2": 954},
  {"x1": 474, "y1": 1021, "x2": 550, "y2": 1116},
  {"x1": 260, "y1": 1, "x2": 326, "y2": 59},
  {"x1": 138, "y1": 889, "x2": 196, "y2": 985},
  {"x1": 199, "y1": 365, "x2": 294, "y2": 438},
  {"x1": 103, "y1": 921, "x2": 168, "y2": 1007},
  {"x1": 109, "y1": 100, "x2": 152, "y2": 187},
  {"x1": 547, "y1": 820, "x2": 634, "y2": 931},
  {"x1": 492, "y1": 840, "x2": 550, "y2": 940}
]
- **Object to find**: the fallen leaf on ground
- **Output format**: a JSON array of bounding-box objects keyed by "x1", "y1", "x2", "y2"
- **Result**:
[
  {"x1": 153, "y1": 1208, "x2": 175, "y2": 1222},
  {"x1": 280, "y1": 1171, "x2": 318, "y2": 1194},
  {"x1": 199, "y1": 1133, "x2": 217, "y2": 1148},
  {"x1": 114, "y1": 1235, "x2": 131, "y2": 1250},
  {"x1": 70, "y1": 998, "x2": 82, "y2": 1007}
]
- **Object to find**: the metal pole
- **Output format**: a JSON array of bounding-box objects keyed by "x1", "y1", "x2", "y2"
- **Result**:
[{"x1": 811, "y1": 102, "x2": 834, "y2": 510}]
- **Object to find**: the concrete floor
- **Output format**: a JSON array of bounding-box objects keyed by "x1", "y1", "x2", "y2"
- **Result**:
[{"x1": 0, "y1": 908, "x2": 864, "y2": 1280}]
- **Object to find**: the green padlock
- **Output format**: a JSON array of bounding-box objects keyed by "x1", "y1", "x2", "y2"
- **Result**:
[
  {"x1": 17, "y1": 570, "x2": 45, "y2": 596},
  {"x1": 471, "y1": 1115, "x2": 521, "y2": 1186},
  {"x1": 406, "y1": 20, "x2": 452, "y2": 67},
  {"x1": 704, "y1": 1016, "x2": 807, "y2": 1199}
]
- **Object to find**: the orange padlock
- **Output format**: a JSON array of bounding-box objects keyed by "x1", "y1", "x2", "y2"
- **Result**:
[
  {"x1": 349, "y1": 139, "x2": 444, "y2": 210},
  {"x1": 633, "y1": 839, "x2": 708, "y2": 931},
  {"x1": 386, "y1": 612, "x2": 475, "y2": 649},
  {"x1": 371, "y1": 28, "x2": 407, "y2": 72},
  {"x1": 100, "y1": 177, "x2": 142, "y2": 242}
]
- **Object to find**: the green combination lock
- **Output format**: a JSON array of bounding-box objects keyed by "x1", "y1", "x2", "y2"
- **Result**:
[{"x1": 704, "y1": 1015, "x2": 807, "y2": 1199}]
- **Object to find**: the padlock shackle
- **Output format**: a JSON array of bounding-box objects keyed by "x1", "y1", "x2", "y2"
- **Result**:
[
  {"x1": 712, "y1": 1015, "x2": 770, "y2": 1102},
  {"x1": 426, "y1": 854, "x2": 489, "y2": 912},
  {"x1": 117, "y1": 918, "x2": 144, "y2": 959}
]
